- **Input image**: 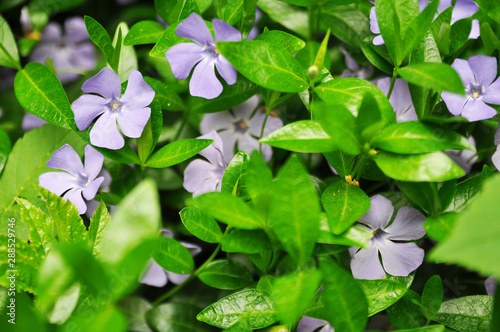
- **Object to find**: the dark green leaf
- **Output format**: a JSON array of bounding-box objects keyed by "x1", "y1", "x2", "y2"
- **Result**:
[
  {"x1": 434, "y1": 296, "x2": 493, "y2": 332},
  {"x1": 421, "y1": 275, "x2": 443, "y2": 321},
  {"x1": 245, "y1": 151, "x2": 273, "y2": 216},
  {"x1": 387, "y1": 289, "x2": 426, "y2": 329},
  {"x1": 321, "y1": 5, "x2": 370, "y2": 49},
  {"x1": 146, "y1": 139, "x2": 214, "y2": 168},
  {"x1": 221, "y1": 229, "x2": 272, "y2": 254},
  {"x1": 323, "y1": 150, "x2": 356, "y2": 178},
  {"x1": 360, "y1": 38, "x2": 394, "y2": 75},
  {"x1": 397, "y1": 181, "x2": 441, "y2": 214},
  {"x1": 180, "y1": 207, "x2": 223, "y2": 244},
  {"x1": 398, "y1": 63, "x2": 465, "y2": 95},
  {"x1": 124, "y1": 20, "x2": 166, "y2": 46},
  {"x1": 86, "y1": 201, "x2": 111, "y2": 255},
  {"x1": 444, "y1": 175, "x2": 481, "y2": 212},
  {"x1": 199, "y1": 260, "x2": 253, "y2": 290},
  {"x1": 138, "y1": 100, "x2": 163, "y2": 164},
  {"x1": 152, "y1": 237, "x2": 194, "y2": 274},
  {"x1": 84, "y1": 16, "x2": 114, "y2": 63},
  {"x1": 223, "y1": 0, "x2": 245, "y2": 24}
]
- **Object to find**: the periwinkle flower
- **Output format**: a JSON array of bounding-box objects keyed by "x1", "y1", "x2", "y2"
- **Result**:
[
  {"x1": 296, "y1": 317, "x2": 334, "y2": 332},
  {"x1": 340, "y1": 46, "x2": 374, "y2": 80},
  {"x1": 22, "y1": 113, "x2": 47, "y2": 132},
  {"x1": 39, "y1": 144, "x2": 104, "y2": 214},
  {"x1": 184, "y1": 131, "x2": 227, "y2": 197},
  {"x1": 377, "y1": 77, "x2": 418, "y2": 123},
  {"x1": 72, "y1": 67, "x2": 155, "y2": 150},
  {"x1": 30, "y1": 17, "x2": 97, "y2": 84},
  {"x1": 141, "y1": 229, "x2": 202, "y2": 287},
  {"x1": 446, "y1": 136, "x2": 477, "y2": 174},
  {"x1": 165, "y1": 13, "x2": 241, "y2": 99},
  {"x1": 350, "y1": 195, "x2": 426, "y2": 280},
  {"x1": 485, "y1": 277, "x2": 497, "y2": 296},
  {"x1": 200, "y1": 96, "x2": 283, "y2": 162},
  {"x1": 441, "y1": 55, "x2": 500, "y2": 122}
]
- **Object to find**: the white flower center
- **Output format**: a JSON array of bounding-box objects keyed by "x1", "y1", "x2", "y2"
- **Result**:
[
  {"x1": 110, "y1": 101, "x2": 121, "y2": 110},
  {"x1": 472, "y1": 91, "x2": 480, "y2": 99}
]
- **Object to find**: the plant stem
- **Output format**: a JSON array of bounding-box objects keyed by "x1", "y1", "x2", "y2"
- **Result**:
[
  {"x1": 387, "y1": 68, "x2": 398, "y2": 99},
  {"x1": 259, "y1": 106, "x2": 271, "y2": 154},
  {"x1": 174, "y1": 108, "x2": 190, "y2": 141}
]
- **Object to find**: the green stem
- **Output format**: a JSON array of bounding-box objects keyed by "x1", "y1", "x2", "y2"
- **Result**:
[
  {"x1": 259, "y1": 107, "x2": 271, "y2": 154},
  {"x1": 387, "y1": 68, "x2": 398, "y2": 99},
  {"x1": 351, "y1": 156, "x2": 367, "y2": 180},
  {"x1": 174, "y1": 108, "x2": 191, "y2": 141}
]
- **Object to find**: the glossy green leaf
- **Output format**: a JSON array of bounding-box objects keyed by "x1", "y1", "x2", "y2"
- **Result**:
[
  {"x1": 84, "y1": 16, "x2": 114, "y2": 64},
  {"x1": 444, "y1": 175, "x2": 481, "y2": 212},
  {"x1": 178, "y1": 0, "x2": 201, "y2": 21},
  {"x1": 199, "y1": 260, "x2": 253, "y2": 290},
  {"x1": 387, "y1": 289, "x2": 426, "y2": 329},
  {"x1": 321, "y1": 5, "x2": 370, "y2": 49},
  {"x1": 152, "y1": 236, "x2": 194, "y2": 274},
  {"x1": 112, "y1": 22, "x2": 138, "y2": 82},
  {"x1": 375, "y1": 151, "x2": 465, "y2": 182},
  {"x1": 193, "y1": 192, "x2": 265, "y2": 229},
  {"x1": 124, "y1": 20, "x2": 165, "y2": 46},
  {"x1": 180, "y1": 207, "x2": 223, "y2": 244},
  {"x1": 223, "y1": 0, "x2": 245, "y2": 24},
  {"x1": 0, "y1": 15, "x2": 20, "y2": 69},
  {"x1": 222, "y1": 151, "x2": 249, "y2": 195},
  {"x1": 144, "y1": 76, "x2": 185, "y2": 111},
  {"x1": 398, "y1": 63, "x2": 465, "y2": 95},
  {"x1": 255, "y1": 30, "x2": 305, "y2": 53},
  {"x1": 360, "y1": 38, "x2": 393, "y2": 75},
  {"x1": 321, "y1": 180, "x2": 370, "y2": 234},
  {"x1": 138, "y1": 100, "x2": 162, "y2": 164},
  {"x1": 257, "y1": 0, "x2": 309, "y2": 39},
  {"x1": 397, "y1": 181, "x2": 442, "y2": 214},
  {"x1": 0, "y1": 129, "x2": 11, "y2": 174},
  {"x1": 86, "y1": 201, "x2": 111, "y2": 255},
  {"x1": 16, "y1": 197, "x2": 55, "y2": 256},
  {"x1": 197, "y1": 289, "x2": 278, "y2": 329},
  {"x1": 320, "y1": 257, "x2": 368, "y2": 332},
  {"x1": 318, "y1": 217, "x2": 372, "y2": 249},
  {"x1": 323, "y1": 150, "x2": 356, "y2": 178},
  {"x1": 421, "y1": 275, "x2": 443, "y2": 321},
  {"x1": 434, "y1": 296, "x2": 493, "y2": 332},
  {"x1": 245, "y1": 151, "x2": 273, "y2": 216},
  {"x1": 221, "y1": 229, "x2": 272, "y2": 254},
  {"x1": 146, "y1": 139, "x2": 213, "y2": 168},
  {"x1": 148, "y1": 303, "x2": 212, "y2": 332},
  {"x1": 424, "y1": 213, "x2": 458, "y2": 242},
  {"x1": 217, "y1": 40, "x2": 309, "y2": 93},
  {"x1": 269, "y1": 155, "x2": 320, "y2": 266},
  {"x1": 260, "y1": 120, "x2": 337, "y2": 153},
  {"x1": 295, "y1": 42, "x2": 332, "y2": 72}
]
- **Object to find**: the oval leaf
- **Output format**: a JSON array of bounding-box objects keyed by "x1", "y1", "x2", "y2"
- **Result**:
[
  {"x1": 180, "y1": 207, "x2": 223, "y2": 244},
  {"x1": 198, "y1": 260, "x2": 253, "y2": 290},
  {"x1": 146, "y1": 139, "x2": 214, "y2": 168},
  {"x1": 152, "y1": 237, "x2": 194, "y2": 274}
]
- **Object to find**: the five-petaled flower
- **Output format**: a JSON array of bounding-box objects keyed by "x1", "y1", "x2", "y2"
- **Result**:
[
  {"x1": 184, "y1": 130, "x2": 228, "y2": 197},
  {"x1": 165, "y1": 13, "x2": 241, "y2": 99},
  {"x1": 350, "y1": 195, "x2": 426, "y2": 280},
  {"x1": 72, "y1": 67, "x2": 155, "y2": 150},
  {"x1": 200, "y1": 96, "x2": 283, "y2": 162},
  {"x1": 39, "y1": 144, "x2": 105, "y2": 214},
  {"x1": 442, "y1": 55, "x2": 500, "y2": 122}
]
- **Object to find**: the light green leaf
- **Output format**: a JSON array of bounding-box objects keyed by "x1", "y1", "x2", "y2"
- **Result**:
[
  {"x1": 180, "y1": 207, "x2": 223, "y2": 244},
  {"x1": 421, "y1": 275, "x2": 443, "y2": 321},
  {"x1": 398, "y1": 63, "x2": 465, "y2": 95},
  {"x1": 146, "y1": 139, "x2": 214, "y2": 168},
  {"x1": 198, "y1": 260, "x2": 253, "y2": 290},
  {"x1": 0, "y1": 15, "x2": 20, "y2": 69},
  {"x1": 152, "y1": 237, "x2": 194, "y2": 274},
  {"x1": 221, "y1": 151, "x2": 249, "y2": 195},
  {"x1": 387, "y1": 289, "x2": 426, "y2": 329},
  {"x1": 111, "y1": 22, "x2": 138, "y2": 82},
  {"x1": 86, "y1": 201, "x2": 111, "y2": 255},
  {"x1": 257, "y1": 0, "x2": 309, "y2": 39},
  {"x1": 16, "y1": 197, "x2": 55, "y2": 256},
  {"x1": 84, "y1": 16, "x2": 114, "y2": 64},
  {"x1": 124, "y1": 20, "x2": 166, "y2": 46}
]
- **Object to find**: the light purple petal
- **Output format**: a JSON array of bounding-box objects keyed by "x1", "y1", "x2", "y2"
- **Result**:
[
  {"x1": 218, "y1": 129, "x2": 238, "y2": 163},
  {"x1": 176, "y1": 13, "x2": 214, "y2": 46},
  {"x1": 441, "y1": 91, "x2": 468, "y2": 116},
  {"x1": 296, "y1": 317, "x2": 333, "y2": 332},
  {"x1": 260, "y1": 144, "x2": 273, "y2": 162},
  {"x1": 341, "y1": 46, "x2": 360, "y2": 72},
  {"x1": 461, "y1": 99, "x2": 497, "y2": 122},
  {"x1": 198, "y1": 130, "x2": 226, "y2": 167},
  {"x1": 84, "y1": 145, "x2": 104, "y2": 180},
  {"x1": 215, "y1": 55, "x2": 237, "y2": 85},
  {"x1": 468, "y1": 55, "x2": 497, "y2": 87},
  {"x1": 141, "y1": 260, "x2": 168, "y2": 287},
  {"x1": 73, "y1": 43, "x2": 98, "y2": 71},
  {"x1": 248, "y1": 110, "x2": 283, "y2": 136},
  {"x1": 181, "y1": 241, "x2": 202, "y2": 256},
  {"x1": 373, "y1": 35, "x2": 385, "y2": 46},
  {"x1": 469, "y1": 19, "x2": 480, "y2": 39},
  {"x1": 200, "y1": 111, "x2": 236, "y2": 134},
  {"x1": 72, "y1": 94, "x2": 109, "y2": 131},
  {"x1": 495, "y1": 121, "x2": 500, "y2": 145},
  {"x1": 235, "y1": 95, "x2": 260, "y2": 121},
  {"x1": 165, "y1": 271, "x2": 191, "y2": 285},
  {"x1": 183, "y1": 159, "x2": 223, "y2": 196},
  {"x1": 81, "y1": 67, "x2": 122, "y2": 100},
  {"x1": 42, "y1": 23, "x2": 62, "y2": 42},
  {"x1": 378, "y1": 240, "x2": 424, "y2": 277},
  {"x1": 369, "y1": 7, "x2": 380, "y2": 34},
  {"x1": 451, "y1": 58, "x2": 475, "y2": 87},
  {"x1": 237, "y1": 133, "x2": 260, "y2": 157},
  {"x1": 22, "y1": 113, "x2": 47, "y2": 131},
  {"x1": 190, "y1": 57, "x2": 222, "y2": 99},
  {"x1": 213, "y1": 19, "x2": 242, "y2": 42},
  {"x1": 120, "y1": 71, "x2": 155, "y2": 109},
  {"x1": 65, "y1": 17, "x2": 89, "y2": 44},
  {"x1": 165, "y1": 42, "x2": 206, "y2": 80},
  {"x1": 438, "y1": 0, "x2": 452, "y2": 13},
  {"x1": 359, "y1": 195, "x2": 394, "y2": 230},
  {"x1": 62, "y1": 187, "x2": 87, "y2": 214},
  {"x1": 378, "y1": 78, "x2": 418, "y2": 122},
  {"x1": 446, "y1": 136, "x2": 477, "y2": 174},
  {"x1": 482, "y1": 79, "x2": 500, "y2": 105},
  {"x1": 117, "y1": 107, "x2": 151, "y2": 138},
  {"x1": 39, "y1": 172, "x2": 76, "y2": 196},
  {"x1": 451, "y1": 0, "x2": 479, "y2": 25},
  {"x1": 384, "y1": 207, "x2": 426, "y2": 240},
  {"x1": 89, "y1": 112, "x2": 124, "y2": 149},
  {"x1": 485, "y1": 277, "x2": 497, "y2": 296},
  {"x1": 492, "y1": 146, "x2": 500, "y2": 171},
  {"x1": 47, "y1": 144, "x2": 84, "y2": 176},
  {"x1": 160, "y1": 229, "x2": 175, "y2": 238},
  {"x1": 82, "y1": 177, "x2": 104, "y2": 200},
  {"x1": 351, "y1": 244, "x2": 386, "y2": 280}
]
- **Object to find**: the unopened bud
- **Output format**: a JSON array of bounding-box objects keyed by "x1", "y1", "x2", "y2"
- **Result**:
[{"x1": 307, "y1": 65, "x2": 319, "y2": 79}]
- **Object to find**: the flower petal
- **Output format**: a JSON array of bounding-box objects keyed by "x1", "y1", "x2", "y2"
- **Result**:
[
  {"x1": 492, "y1": 146, "x2": 500, "y2": 171},
  {"x1": 73, "y1": 43, "x2": 98, "y2": 71},
  {"x1": 82, "y1": 176, "x2": 104, "y2": 201},
  {"x1": 72, "y1": 94, "x2": 109, "y2": 131},
  {"x1": 373, "y1": 35, "x2": 384, "y2": 46},
  {"x1": 81, "y1": 67, "x2": 122, "y2": 100},
  {"x1": 65, "y1": 17, "x2": 89, "y2": 44},
  {"x1": 84, "y1": 145, "x2": 104, "y2": 181},
  {"x1": 165, "y1": 271, "x2": 191, "y2": 285},
  {"x1": 384, "y1": 207, "x2": 426, "y2": 240},
  {"x1": 198, "y1": 130, "x2": 226, "y2": 167},
  {"x1": 378, "y1": 240, "x2": 424, "y2": 277},
  {"x1": 468, "y1": 19, "x2": 480, "y2": 39},
  {"x1": 485, "y1": 277, "x2": 497, "y2": 296},
  {"x1": 369, "y1": 7, "x2": 380, "y2": 34},
  {"x1": 461, "y1": 99, "x2": 497, "y2": 122},
  {"x1": 218, "y1": 129, "x2": 238, "y2": 163},
  {"x1": 22, "y1": 113, "x2": 47, "y2": 132},
  {"x1": 120, "y1": 71, "x2": 155, "y2": 109},
  {"x1": 165, "y1": 42, "x2": 206, "y2": 80},
  {"x1": 350, "y1": 244, "x2": 386, "y2": 280},
  {"x1": 215, "y1": 55, "x2": 237, "y2": 85},
  {"x1": 161, "y1": 229, "x2": 175, "y2": 238},
  {"x1": 89, "y1": 112, "x2": 124, "y2": 149},
  {"x1": 39, "y1": 172, "x2": 76, "y2": 196},
  {"x1": 213, "y1": 19, "x2": 242, "y2": 42},
  {"x1": 296, "y1": 317, "x2": 332, "y2": 332},
  {"x1": 359, "y1": 195, "x2": 394, "y2": 230},
  {"x1": 248, "y1": 110, "x2": 283, "y2": 136},
  {"x1": 189, "y1": 57, "x2": 223, "y2": 99},
  {"x1": 176, "y1": 13, "x2": 214, "y2": 46},
  {"x1": 47, "y1": 144, "x2": 84, "y2": 176},
  {"x1": 482, "y1": 78, "x2": 500, "y2": 105},
  {"x1": 181, "y1": 241, "x2": 202, "y2": 256},
  {"x1": 451, "y1": 58, "x2": 475, "y2": 87},
  {"x1": 141, "y1": 260, "x2": 168, "y2": 287},
  {"x1": 42, "y1": 23, "x2": 62, "y2": 42},
  {"x1": 468, "y1": 55, "x2": 497, "y2": 87},
  {"x1": 183, "y1": 159, "x2": 222, "y2": 195},
  {"x1": 200, "y1": 111, "x2": 236, "y2": 134},
  {"x1": 441, "y1": 91, "x2": 468, "y2": 116},
  {"x1": 237, "y1": 132, "x2": 260, "y2": 157},
  {"x1": 451, "y1": 0, "x2": 479, "y2": 25},
  {"x1": 62, "y1": 187, "x2": 87, "y2": 214},
  {"x1": 117, "y1": 107, "x2": 151, "y2": 138}
]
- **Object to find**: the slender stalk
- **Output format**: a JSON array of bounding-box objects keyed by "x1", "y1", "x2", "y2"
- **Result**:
[
  {"x1": 174, "y1": 108, "x2": 190, "y2": 141},
  {"x1": 387, "y1": 68, "x2": 398, "y2": 99},
  {"x1": 351, "y1": 156, "x2": 367, "y2": 180},
  {"x1": 259, "y1": 107, "x2": 271, "y2": 154}
]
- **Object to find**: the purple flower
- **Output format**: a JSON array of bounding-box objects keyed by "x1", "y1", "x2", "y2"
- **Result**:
[
  {"x1": 183, "y1": 131, "x2": 227, "y2": 197},
  {"x1": 39, "y1": 144, "x2": 104, "y2": 214},
  {"x1": 350, "y1": 195, "x2": 426, "y2": 280},
  {"x1": 296, "y1": 317, "x2": 334, "y2": 332},
  {"x1": 340, "y1": 46, "x2": 373, "y2": 79},
  {"x1": 165, "y1": 13, "x2": 241, "y2": 99},
  {"x1": 377, "y1": 77, "x2": 418, "y2": 123},
  {"x1": 492, "y1": 146, "x2": 500, "y2": 171},
  {"x1": 200, "y1": 96, "x2": 283, "y2": 162},
  {"x1": 141, "y1": 229, "x2": 202, "y2": 287},
  {"x1": 72, "y1": 67, "x2": 155, "y2": 150},
  {"x1": 485, "y1": 277, "x2": 497, "y2": 296},
  {"x1": 441, "y1": 55, "x2": 500, "y2": 122},
  {"x1": 446, "y1": 136, "x2": 477, "y2": 174},
  {"x1": 369, "y1": 6, "x2": 385, "y2": 46},
  {"x1": 30, "y1": 17, "x2": 97, "y2": 84},
  {"x1": 22, "y1": 113, "x2": 47, "y2": 132}
]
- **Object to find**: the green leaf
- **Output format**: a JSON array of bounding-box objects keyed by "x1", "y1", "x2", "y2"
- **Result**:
[
  {"x1": 444, "y1": 175, "x2": 481, "y2": 212},
  {"x1": 397, "y1": 181, "x2": 442, "y2": 214},
  {"x1": 257, "y1": 0, "x2": 309, "y2": 39},
  {"x1": 318, "y1": 218, "x2": 372, "y2": 249},
  {"x1": 221, "y1": 229, "x2": 272, "y2": 254},
  {"x1": 222, "y1": 151, "x2": 249, "y2": 195},
  {"x1": 144, "y1": 76, "x2": 185, "y2": 111},
  {"x1": 178, "y1": 0, "x2": 201, "y2": 21},
  {"x1": 319, "y1": 257, "x2": 368, "y2": 332},
  {"x1": 138, "y1": 100, "x2": 162, "y2": 165},
  {"x1": 398, "y1": 63, "x2": 465, "y2": 95},
  {"x1": 244, "y1": 151, "x2": 273, "y2": 217},
  {"x1": 0, "y1": 128, "x2": 11, "y2": 174},
  {"x1": 217, "y1": 40, "x2": 309, "y2": 93},
  {"x1": 358, "y1": 274, "x2": 414, "y2": 316},
  {"x1": 193, "y1": 192, "x2": 265, "y2": 229},
  {"x1": 374, "y1": 151, "x2": 465, "y2": 182},
  {"x1": 62, "y1": 304, "x2": 127, "y2": 332},
  {"x1": 120, "y1": 297, "x2": 153, "y2": 332},
  {"x1": 47, "y1": 283, "x2": 80, "y2": 324},
  {"x1": 124, "y1": 20, "x2": 166, "y2": 46},
  {"x1": 387, "y1": 289, "x2": 426, "y2": 329},
  {"x1": 424, "y1": 213, "x2": 458, "y2": 242},
  {"x1": 0, "y1": 15, "x2": 21, "y2": 69},
  {"x1": 16, "y1": 197, "x2": 55, "y2": 256},
  {"x1": 180, "y1": 207, "x2": 223, "y2": 244},
  {"x1": 150, "y1": 22, "x2": 192, "y2": 57},
  {"x1": 84, "y1": 16, "x2": 114, "y2": 64},
  {"x1": 255, "y1": 30, "x2": 305, "y2": 54},
  {"x1": 321, "y1": 180, "x2": 370, "y2": 234},
  {"x1": 198, "y1": 260, "x2": 253, "y2": 290},
  {"x1": 323, "y1": 150, "x2": 356, "y2": 178},
  {"x1": 269, "y1": 155, "x2": 320, "y2": 266},
  {"x1": 372, "y1": 122, "x2": 473, "y2": 154},
  {"x1": 223, "y1": 0, "x2": 245, "y2": 25},
  {"x1": 196, "y1": 289, "x2": 278, "y2": 329},
  {"x1": 360, "y1": 38, "x2": 394, "y2": 75},
  {"x1": 421, "y1": 275, "x2": 443, "y2": 321},
  {"x1": 321, "y1": 5, "x2": 370, "y2": 49},
  {"x1": 86, "y1": 201, "x2": 111, "y2": 255},
  {"x1": 430, "y1": 174, "x2": 500, "y2": 280},
  {"x1": 148, "y1": 303, "x2": 213, "y2": 332},
  {"x1": 112, "y1": 22, "x2": 138, "y2": 82},
  {"x1": 260, "y1": 120, "x2": 337, "y2": 153},
  {"x1": 434, "y1": 296, "x2": 493, "y2": 332},
  {"x1": 152, "y1": 237, "x2": 194, "y2": 274},
  {"x1": 146, "y1": 139, "x2": 214, "y2": 168},
  {"x1": 296, "y1": 42, "x2": 332, "y2": 72}
]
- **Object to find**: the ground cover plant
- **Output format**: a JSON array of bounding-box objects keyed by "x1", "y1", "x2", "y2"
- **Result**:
[{"x1": 0, "y1": 0, "x2": 500, "y2": 331}]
